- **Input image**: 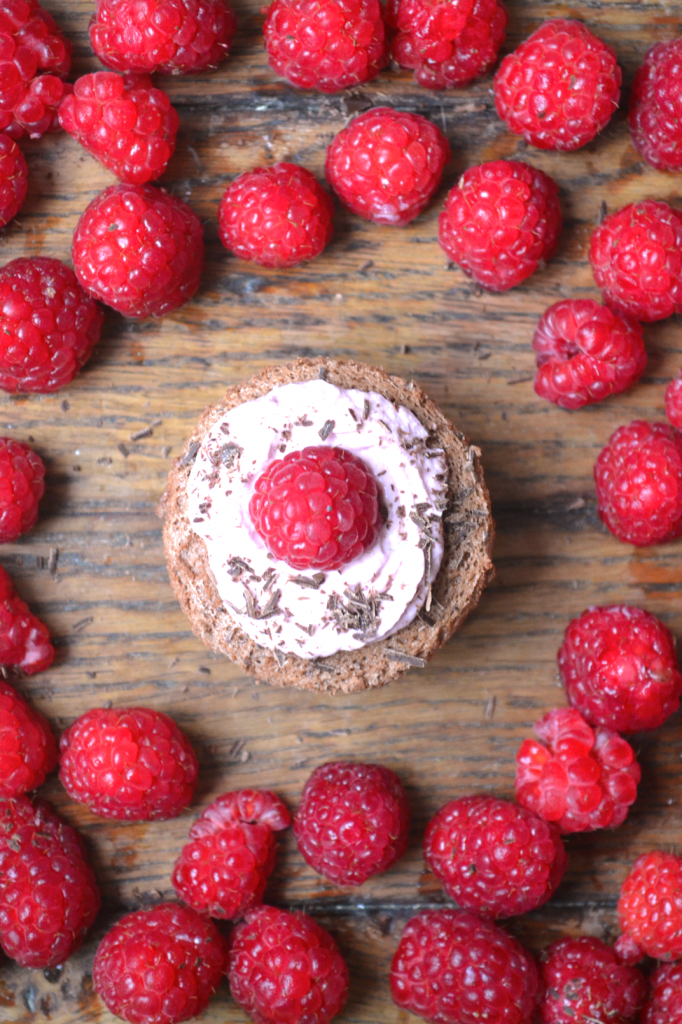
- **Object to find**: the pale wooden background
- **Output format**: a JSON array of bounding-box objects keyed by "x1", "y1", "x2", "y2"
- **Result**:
[{"x1": 1, "y1": 1, "x2": 682, "y2": 1021}]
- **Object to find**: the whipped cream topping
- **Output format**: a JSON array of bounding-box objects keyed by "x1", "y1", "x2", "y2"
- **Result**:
[{"x1": 186, "y1": 379, "x2": 448, "y2": 660}]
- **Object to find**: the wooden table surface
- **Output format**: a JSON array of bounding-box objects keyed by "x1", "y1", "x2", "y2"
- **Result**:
[{"x1": 2, "y1": 1, "x2": 682, "y2": 1021}]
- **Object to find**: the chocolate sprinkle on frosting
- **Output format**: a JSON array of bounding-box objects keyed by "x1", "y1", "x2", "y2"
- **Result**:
[
  {"x1": 318, "y1": 419, "x2": 335, "y2": 441},
  {"x1": 289, "y1": 572, "x2": 326, "y2": 590}
]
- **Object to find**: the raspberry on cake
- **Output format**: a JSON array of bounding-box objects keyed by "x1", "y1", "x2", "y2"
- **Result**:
[
  {"x1": 0, "y1": 134, "x2": 27, "y2": 229},
  {"x1": 0, "y1": 678, "x2": 57, "y2": 796},
  {"x1": 643, "y1": 962, "x2": 682, "y2": 1024},
  {"x1": 0, "y1": 438, "x2": 45, "y2": 542},
  {"x1": 629, "y1": 40, "x2": 682, "y2": 172},
  {"x1": 0, "y1": 565, "x2": 54, "y2": 674},
  {"x1": 617, "y1": 850, "x2": 682, "y2": 962},
  {"x1": 539, "y1": 936, "x2": 647, "y2": 1024}
]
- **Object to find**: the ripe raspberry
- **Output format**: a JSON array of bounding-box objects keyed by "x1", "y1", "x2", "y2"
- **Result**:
[
  {"x1": 0, "y1": 565, "x2": 53, "y2": 675},
  {"x1": 590, "y1": 201, "x2": 682, "y2": 323},
  {"x1": 59, "y1": 72, "x2": 179, "y2": 186},
  {"x1": 532, "y1": 300, "x2": 646, "y2": 410},
  {"x1": 172, "y1": 789, "x2": 290, "y2": 919},
  {"x1": 59, "y1": 706, "x2": 199, "y2": 821},
  {"x1": 390, "y1": 908, "x2": 541, "y2": 1024},
  {"x1": 72, "y1": 183, "x2": 204, "y2": 319},
  {"x1": 262, "y1": 0, "x2": 389, "y2": 93},
  {"x1": 438, "y1": 160, "x2": 561, "y2": 291},
  {"x1": 595, "y1": 420, "x2": 682, "y2": 547},
  {"x1": 90, "y1": 0, "x2": 238, "y2": 75},
  {"x1": 629, "y1": 41, "x2": 682, "y2": 173},
  {"x1": 540, "y1": 936, "x2": 646, "y2": 1024},
  {"x1": 227, "y1": 905, "x2": 349, "y2": 1024},
  {"x1": 559, "y1": 605, "x2": 682, "y2": 733},
  {"x1": 293, "y1": 761, "x2": 410, "y2": 886},
  {"x1": 643, "y1": 962, "x2": 682, "y2": 1024},
  {"x1": 0, "y1": 679, "x2": 56, "y2": 796},
  {"x1": 386, "y1": 0, "x2": 474, "y2": 63},
  {"x1": 515, "y1": 708, "x2": 640, "y2": 834},
  {"x1": 617, "y1": 851, "x2": 682, "y2": 962},
  {"x1": 94, "y1": 902, "x2": 227, "y2": 1024},
  {"x1": 0, "y1": 257, "x2": 104, "y2": 394},
  {"x1": 249, "y1": 446, "x2": 381, "y2": 571},
  {"x1": 666, "y1": 372, "x2": 682, "y2": 430},
  {"x1": 0, "y1": 437, "x2": 45, "y2": 542},
  {"x1": 0, "y1": 796, "x2": 101, "y2": 968},
  {"x1": 494, "y1": 19, "x2": 621, "y2": 151},
  {"x1": 423, "y1": 793, "x2": 567, "y2": 919},
  {"x1": 324, "y1": 107, "x2": 450, "y2": 226},
  {"x1": 0, "y1": 133, "x2": 26, "y2": 228}
]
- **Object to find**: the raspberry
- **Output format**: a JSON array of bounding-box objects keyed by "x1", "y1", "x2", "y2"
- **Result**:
[
  {"x1": 249, "y1": 446, "x2": 381, "y2": 571},
  {"x1": 438, "y1": 160, "x2": 562, "y2": 292},
  {"x1": 219, "y1": 163, "x2": 334, "y2": 269},
  {"x1": 390, "y1": 908, "x2": 541, "y2": 1024},
  {"x1": 0, "y1": 437, "x2": 45, "y2": 542},
  {"x1": 93, "y1": 902, "x2": 227, "y2": 1024},
  {"x1": 0, "y1": 133, "x2": 26, "y2": 228},
  {"x1": 0, "y1": 257, "x2": 104, "y2": 394},
  {"x1": 666, "y1": 372, "x2": 682, "y2": 430},
  {"x1": 72, "y1": 183, "x2": 204, "y2": 319},
  {"x1": 494, "y1": 19, "x2": 621, "y2": 151},
  {"x1": 559, "y1": 605, "x2": 682, "y2": 733},
  {"x1": 643, "y1": 962, "x2": 682, "y2": 1024},
  {"x1": 0, "y1": 679, "x2": 56, "y2": 796},
  {"x1": 0, "y1": 796, "x2": 101, "y2": 968},
  {"x1": 262, "y1": 0, "x2": 389, "y2": 93},
  {"x1": 324, "y1": 107, "x2": 450, "y2": 226},
  {"x1": 59, "y1": 706, "x2": 199, "y2": 821},
  {"x1": 539, "y1": 936, "x2": 646, "y2": 1024},
  {"x1": 423, "y1": 793, "x2": 567, "y2": 919},
  {"x1": 172, "y1": 789, "x2": 290, "y2": 919},
  {"x1": 59, "y1": 72, "x2": 179, "y2": 186},
  {"x1": 0, "y1": 565, "x2": 53, "y2": 674},
  {"x1": 589, "y1": 200, "x2": 682, "y2": 323},
  {"x1": 227, "y1": 905, "x2": 349, "y2": 1024},
  {"x1": 617, "y1": 851, "x2": 682, "y2": 962},
  {"x1": 515, "y1": 708, "x2": 640, "y2": 834},
  {"x1": 532, "y1": 300, "x2": 646, "y2": 410},
  {"x1": 90, "y1": 0, "x2": 237, "y2": 75},
  {"x1": 386, "y1": 0, "x2": 474, "y2": 64},
  {"x1": 629, "y1": 41, "x2": 682, "y2": 173},
  {"x1": 293, "y1": 761, "x2": 410, "y2": 886},
  {"x1": 594, "y1": 420, "x2": 682, "y2": 547}
]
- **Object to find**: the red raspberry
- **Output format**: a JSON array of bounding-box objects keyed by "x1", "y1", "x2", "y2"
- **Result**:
[
  {"x1": 515, "y1": 708, "x2": 640, "y2": 834},
  {"x1": 219, "y1": 163, "x2": 333, "y2": 269},
  {"x1": 559, "y1": 605, "x2": 682, "y2": 733},
  {"x1": 324, "y1": 107, "x2": 450, "y2": 226},
  {"x1": 293, "y1": 761, "x2": 410, "y2": 886},
  {"x1": 249, "y1": 446, "x2": 381, "y2": 571},
  {"x1": 72, "y1": 183, "x2": 204, "y2": 319},
  {"x1": 90, "y1": 0, "x2": 237, "y2": 76},
  {"x1": 0, "y1": 796, "x2": 101, "y2": 967},
  {"x1": 390, "y1": 908, "x2": 541, "y2": 1024},
  {"x1": 617, "y1": 851, "x2": 682, "y2": 962},
  {"x1": 532, "y1": 300, "x2": 646, "y2": 410},
  {"x1": 59, "y1": 72, "x2": 179, "y2": 186},
  {"x1": 666, "y1": 372, "x2": 682, "y2": 430},
  {"x1": 643, "y1": 962, "x2": 682, "y2": 1024},
  {"x1": 629, "y1": 41, "x2": 682, "y2": 173},
  {"x1": 227, "y1": 905, "x2": 349, "y2": 1024},
  {"x1": 423, "y1": 793, "x2": 567, "y2": 919},
  {"x1": 539, "y1": 936, "x2": 646, "y2": 1024},
  {"x1": 93, "y1": 902, "x2": 227, "y2": 1024},
  {"x1": 0, "y1": 257, "x2": 104, "y2": 394},
  {"x1": 0, "y1": 133, "x2": 26, "y2": 228},
  {"x1": 494, "y1": 19, "x2": 621, "y2": 151},
  {"x1": 0, "y1": 565, "x2": 53, "y2": 674},
  {"x1": 172, "y1": 789, "x2": 290, "y2": 919},
  {"x1": 59, "y1": 706, "x2": 199, "y2": 821},
  {"x1": 0, "y1": 679, "x2": 56, "y2": 795},
  {"x1": 0, "y1": 437, "x2": 45, "y2": 542},
  {"x1": 262, "y1": 0, "x2": 389, "y2": 93},
  {"x1": 439, "y1": 160, "x2": 561, "y2": 292},
  {"x1": 589, "y1": 200, "x2": 682, "y2": 323},
  {"x1": 594, "y1": 420, "x2": 682, "y2": 547},
  {"x1": 386, "y1": 0, "x2": 474, "y2": 63}
]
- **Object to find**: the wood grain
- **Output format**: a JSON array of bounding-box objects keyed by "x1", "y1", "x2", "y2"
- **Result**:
[{"x1": 2, "y1": 0, "x2": 682, "y2": 1020}]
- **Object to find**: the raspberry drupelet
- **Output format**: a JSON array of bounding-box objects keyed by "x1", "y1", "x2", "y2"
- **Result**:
[
  {"x1": 438, "y1": 160, "x2": 562, "y2": 291},
  {"x1": 0, "y1": 437, "x2": 45, "y2": 543},
  {"x1": 90, "y1": 0, "x2": 238, "y2": 75},
  {"x1": 172, "y1": 789, "x2": 290, "y2": 919},
  {"x1": 423, "y1": 793, "x2": 567, "y2": 919},
  {"x1": 643, "y1": 961, "x2": 682, "y2": 1024},
  {"x1": 539, "y1": 936, "x2": 647, "y2": 1024},
  {"x1": 0, "y1": 134, "x2": 27, "y2": 229},
  {"x1": 0, "y1": 678, "x2": 56, "y2": 796},
  {"x1": 494, "y1": 19, "x2": 621, "y2": 151},
  {"x1": 390, "y1": 908, "x2": 542, "y2": 1024},
  {"x1": 294, "y1": 761, "x2": 410, "y2": 886},
  {"x1": 325, "y1": 107, "x2": 450, "y2": 226},
  {"x1": 0, "y1": 565, "x2": 53, "y2": 675},
  {"x1": 59, "y1": 706, "x2": 199, "y2": 821},
  {"x1": 629, "y1": 40, "x2": 682, "y2": 173},
  {"x1": 594, "y1": 420, "x2": 682, "y2": 547},
  {"x1": 72, "y1": 183, "x2": 204, "y2": 319},
  {"x1": 559, "y1": 605, "x2": 682, "y2": 733},
  {"x1": 219, "y1": 163, "x2": 334, "y2": 268},
  {"x1": 667, "y1": 372, "x2": 682, "y2": 430},
  {"x1": 532, "y1": 300, "x2": 646, "y2": 410},
  {"x1": 617, "y1": 850, "x2": 682, "y2": 962},
  {"x1": 93, "y1": 902, "x2": 227, "y2": 1024},
  {"x1": 59, "y1": 72, "x2": 179, "y2": 185}
]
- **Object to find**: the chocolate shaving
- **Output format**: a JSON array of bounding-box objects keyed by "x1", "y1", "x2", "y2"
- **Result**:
[
  {"x1": 117, "y1": 443, "x2": 129, "y2": 458},
  {"x1": 318, "y1": 366, "x2": 328, "y2": 380},
  {"x1": 220, "y1": 442, "x2": 242, "y2": 468},
  {"x1": 72, "y1": 616, "x2": 94, "y2": 633},
  {"x1": 295, "y1": 622, "x2": 316, "y2": 636},
  {"x1": 273, "y1": 649, "x2": 287, "y2": 667},
  {"x1": 298, "y1": 415, "x2": 313, "y2": 426},
  {"x1": 47, "y1": 548, "x2": 59, "y2": 575},
  {"x1": 384, "y1": 649, "x2": 427, "y2": 668},
  {"x1": 327, "y1": 585, "x2": 384, "y2": 637},
  {"x1": 348, "y1": 408, "x2": 358, "y2": 422},
  {"x1": 130, "y1": 425, "x2": 153, "y2": 441},
  {"x1": 363, "y1": 399, "x2": 370, "y2": 419},
  {"x1": 289, "y1": 572, "x2": 326, "y2": 590},
  {"x1": 227, "y1": 556, "x2": 252, "y2": 579},
  {"x1": 262, "y1": 567, "x2": 277, "y2": 592},
  {"x1": 319, "y1": 419, "x2": 335, "y2": 441},
  {"x1": 180, "y1": 441, "x2": 200, "y2": 466}
]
